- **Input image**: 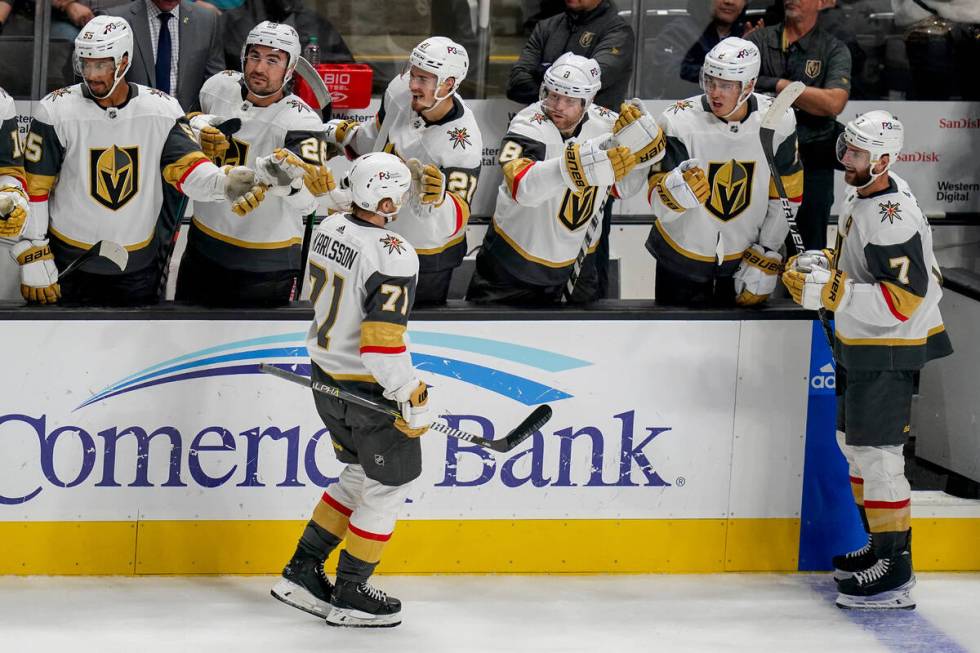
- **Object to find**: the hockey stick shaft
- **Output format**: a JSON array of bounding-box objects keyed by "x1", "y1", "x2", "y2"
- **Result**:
[
  {"x1": 759, "y1": 82, "x2": 835, "y2": 354},
  {"x1": 563, "y1": 192, "x2": 609, "y2": 302},
  {"x1": 259, "y1": 363, "x2": 550, "y2": 453}
]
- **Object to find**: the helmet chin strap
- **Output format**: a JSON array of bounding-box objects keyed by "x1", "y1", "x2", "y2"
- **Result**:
[
  {"x1": 718, "y1": 84, "x2": 753, "y2": 120},
  {"x1": 854, "y1": 160, "x2": 889, "y2": 189},
  {"x1": 246, "y1": 71, "x2": 292, "y2": 100},
  {"x1": 418, "y1": 81, "x2": 455, "y2": 117},
  {"x1": 84, "y1": 66, "x2": 127, "y2": 101}
]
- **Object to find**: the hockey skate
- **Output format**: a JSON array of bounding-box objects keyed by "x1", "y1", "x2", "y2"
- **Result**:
[
  {"x1": 836, "y1": 553, "x2": 916, "y2": 610},
  {"x1": 270, "y1": 553, "x2": 334, "y2": 618},
  {"x1": 326, "y1": 579, "x2": 402, "y2": 628},
  {"x1": 832, "y1": 537, "x2": 876, "y2": 581}
]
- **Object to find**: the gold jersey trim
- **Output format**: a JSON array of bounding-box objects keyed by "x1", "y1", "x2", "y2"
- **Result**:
[{"x1": 192, "y1": 217, "x2": 302, "y2": 250}]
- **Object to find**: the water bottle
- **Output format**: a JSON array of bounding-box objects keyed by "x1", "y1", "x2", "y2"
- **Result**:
[{"x1": 303, "y1": 36, "x2": 320, "y2": 66}]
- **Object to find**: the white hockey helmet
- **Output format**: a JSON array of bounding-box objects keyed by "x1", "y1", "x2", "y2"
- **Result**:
[
  {"x1": 240, "y1": 21, "x2": 302, "y2": 95},
  {"x1": 74, "y1": 15, "x2": 134, "y2": 99},
  {"x1": 836, "y1": 110, "x2": 903, "y2": 186},
  {"x1": 701, "y1": 37, "x2": 760, "y2": 116},
  {"x1": 347, "y1": 152, "x2": 412, "y2": 222},
  {"x1": 408, "y1": 36, "x2": 469, "y2": 100},
  {"x1": 541, "y1": 52, "x2": 602, "y2": 103}
]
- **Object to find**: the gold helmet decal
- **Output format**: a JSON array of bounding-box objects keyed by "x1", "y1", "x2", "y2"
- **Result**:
[
  {"x1": 89, "y1": 145, "x2": 139, "y2": 210},
  {"x1": 706, "y1": 159, "x2": 755, "y2": 222}
]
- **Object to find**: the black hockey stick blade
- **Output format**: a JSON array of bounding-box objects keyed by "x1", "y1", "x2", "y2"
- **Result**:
[
  {"x1": 493, "y1": 403, "x2": 553, "y2": 452},
  {"x1": 58, "y1": 240, "x2": 128, "y2": 280},
  {"x1": 259, "y1": 363, "x2": 552, "y2": 454},
  {"x1": 215, "y1": 118, "x2": 242, "y2": 137}
]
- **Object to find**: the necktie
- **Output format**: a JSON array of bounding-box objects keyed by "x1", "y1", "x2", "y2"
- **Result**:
[{"x1": 155, "y1": 12, "x2": 173, "y2": 95}]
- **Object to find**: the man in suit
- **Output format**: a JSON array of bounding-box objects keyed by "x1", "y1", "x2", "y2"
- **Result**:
[{"x1": 106, "y1": 0, "x2": 224, "y2": 112}]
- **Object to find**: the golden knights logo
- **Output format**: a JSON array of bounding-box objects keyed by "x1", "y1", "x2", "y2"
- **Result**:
[
  {"x1": 667, "y1": 100, "x2": 694, "y2": 115},
  {"x1": 447, "y1": 127, "x2": 471, "y2": 150},
  {"x1": 879, "y1": 200, "x2": 902, "y2": 224},
  {"x1": 215, "y1": 138, "x2": 249, "y2": 168},
  {"x1": 706, "y1": 159, "x2": 755, "y2": 222},
  {"x1": 558, "y1": 187, "x2": 599, "y2": 231},
  {"x1": 89, "y1": 145, "x2": 139, "y2": 211}
]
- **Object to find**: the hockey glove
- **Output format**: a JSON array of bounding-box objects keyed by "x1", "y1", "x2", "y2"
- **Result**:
[
  {"x1": 385, "y1": 379, "x2": 432, "y2": 438},
  {"x1": 222, "y1": 166, "x2": 267, "y2": 216},
  {"x1": 11, "y1": 239, "x2": 60, "y2": 304},
  {"x1": 656, "y1": 159, "x2": 709, "y2": 211},
  {"x1": 733, "y1": 244, "x2": 784, "y2": 306},
  {"x1": 0, "y1": 186, "x2": 29, "y2": 239},
  {"x1": 782, "y1": 267, "x2": 849, "y2": 311},
  {"x1": 188, "y1": 114, "x2": 231, "y2": 162},
  {"x1": 256, "y1": 148, "x2": 336, "y2": 197},
  {"x1": 324, "y1": 119, "x2": 359, "y2": 149},
  {"x1": 613, "y1": 99, "x2": 666, "y2": 167},
  {"x1": 419, "y1": 163, "x2": 447, "y2": 207},
  {"x1": 559, "y1": 138, "x2": 636, "y2": 192},
  {"x1": 787, "y1": 248, "x2": 834, "y2": 273}
]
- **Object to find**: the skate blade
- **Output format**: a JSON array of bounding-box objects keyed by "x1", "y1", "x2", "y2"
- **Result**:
[
  {"x1": 326, "y1": 606, "x2": 401, "y2": 628},
  {"x1": 835, "y1": 579, "x2": 916, "y2": 610},
  {"x1": 270, "y1": 578, "x2": 332, "y2": 619}
]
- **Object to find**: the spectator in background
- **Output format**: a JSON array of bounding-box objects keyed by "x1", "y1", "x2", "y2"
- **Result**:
[
  {"x1": 508, "y1": 0, "x2": 634, "y2": 111},
  {"x1": 506, "y1": 0, "x2": 635, "y2": 299},
  {"x1": 642, "y1": 0, "x2": 753, "y2": 99},
  {"x1": 748, "y1": 0, "x2": 851, "y2": 250},
  {"x1": 105, "y1": 0, "x2": 224, "y2": 112},
  {"x1": 221, "y1": 0, "x2": 352, "y2": 72}
]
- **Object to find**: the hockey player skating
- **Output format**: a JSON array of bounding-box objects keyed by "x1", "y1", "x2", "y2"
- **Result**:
[
  {"x1": 271, "y1": 152, "x2": 431, "y2": 628},
  {"x1": 645, "y1": 37, "x2": 803, "y2": 307},
  {"x1": 0, "y1": 85, "x2": 31, "y2": 300},
  {"x1": 177, "y1": 21, "x2": 347, "y2": 307},
  {"x1": 17, "y1": 15, "x2": 266, "y2": 306},
  {"x1": 782, "y1": 111, "x2": 952, "y2": 610},
  {"x1": 324, "y1": 37, "x2": 481, "y2": 305},
  {"x1": 466, "y1": 52, "x2": 662, "y2": 304}
]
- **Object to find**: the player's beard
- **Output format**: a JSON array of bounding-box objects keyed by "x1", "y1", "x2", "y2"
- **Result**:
[{"x1": 844, "y1": 166, "x2": 872, "y2": 187}]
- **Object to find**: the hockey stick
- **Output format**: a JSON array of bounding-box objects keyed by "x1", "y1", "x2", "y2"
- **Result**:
[
  {"x1": 58, "y1": 240, "x2": 128, "y2": 280},
  {"x1": 562, "y1": 192, "x2": 609, "y2": 302},
  {"x1": 259, "y1": 363, "x2": 552, "y2": 453},
  {"x1": 759, "y1": 81, "x2": 835, "y2": 354},
  {"x1": 295, "y1": 56, "x2": 332, "y2": 118}
]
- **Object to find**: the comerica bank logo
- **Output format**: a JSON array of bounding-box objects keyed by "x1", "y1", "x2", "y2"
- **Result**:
[{"x1": 79, "y1": 331, "x2": 591, "y2": 410}]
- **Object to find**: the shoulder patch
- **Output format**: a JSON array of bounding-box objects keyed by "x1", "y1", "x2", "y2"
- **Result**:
[
  {"x1": 878, "y1": 200, "x2": 902, "y2": 224},
  {"x1": 529, "y1": 112, "x2": 548, "y2": 125},
  {"x1": 379, "y1": 233, "x2": 407, "y2": 255},
  {"x1": 221, "y1": 70, "x2": 238, "y2": 77},
  {"x1": 285, "y1": 98, "x2": 314, "y2": 114},
  {"x1": 44, "y1": 86, "x2": 74, "y2": 102},
  {"x1": 666, "y1": 99, "x2": 695, "y2": 115},
  {"x1": 447, "y1": 126, "x2": 472, "y2": 150},
  {"x1": 593, "y1": 105, "x2": 614, "y2": 120}
]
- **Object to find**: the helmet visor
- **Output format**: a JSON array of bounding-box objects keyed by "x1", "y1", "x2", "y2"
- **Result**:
[{"x1": 836, "y1": 133, "x2": 870, "y2": 168}]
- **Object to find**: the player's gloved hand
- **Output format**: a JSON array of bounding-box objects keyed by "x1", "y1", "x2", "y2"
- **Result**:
[
  {"x1": 560, "y1": 138, "x2": 636, "y2": 191},
  {"x1": 733, "y1": 244, "x2": 783, "y2": 307},
  {"x1": 324, "y1": 119, "x2": 359, "y2": 148},
  {"x1": 787, "y1": 248, "x2": 834, "y2": 273},
  {"x1": 222, "y1": 166, "x2": 267, "y2": 216},
  {"x1": 385, "y1": 379, "x2": 432, "y2": 438},
  {"x1": 656, "y1": 159, "x2": 709, "y2": 211},
  {"x1": 188, "y1": 114, "x2": 231, "y2": 161},
  {"x1": 782, "y1": 266, "x2": 849, "y2": 311},
  {"x1": 10, "y1": 239, "x2": 60, "y2": 304},
  {"x1": 613, "y1": 99, "x2": 665, "y2": 167},
  {"x1": 418, "y1": 163, "x2": 447, "y2": 207},
  {"x1": 256, "y1": 148, "x2": 336, "y2": 197},
  {"x1": 0, "y1": 186, "x2": 29, "y2": 239}
]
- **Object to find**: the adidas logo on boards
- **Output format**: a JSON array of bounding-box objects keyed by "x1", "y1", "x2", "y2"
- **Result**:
[{"x1": 811, "y1": 362, "x2": 836, "y2": 390}]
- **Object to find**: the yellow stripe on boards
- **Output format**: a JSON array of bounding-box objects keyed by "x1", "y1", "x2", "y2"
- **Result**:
[{"x1": 2, "y1": 517, "x2": 977, "y2": 575}]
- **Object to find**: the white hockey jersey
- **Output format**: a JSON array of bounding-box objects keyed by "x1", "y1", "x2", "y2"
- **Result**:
[
  {"x1": 23, "y1": 83, "x2": 232, "y2": 274},
  {"x1": 0, "y1": 87, "x2": 27, "y2": 244},
  {"x1": 645, "y1": 94, "x2": 802, "y2": 282},
  {"x1": 831, "y1": 173, "x2": 952, "y2": 370},
  {"x1": 483, "y1": 101, "x2": 652, "y2": 287},
  {"x1": 307, "y1": 212, "x2": 419, "y2": 400},
  {"x1": 347, "y1": 72, "x2": 482, "y2": 273},
  {"x1": 190, "y1": 71, "x2": 330, "y2": 272}
]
